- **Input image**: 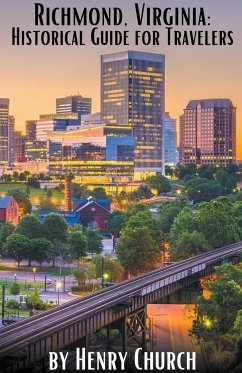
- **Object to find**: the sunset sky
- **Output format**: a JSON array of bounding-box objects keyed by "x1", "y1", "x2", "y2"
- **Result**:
[{"x1": 1, "y1": 0, "x2": 242, "y2": 158}]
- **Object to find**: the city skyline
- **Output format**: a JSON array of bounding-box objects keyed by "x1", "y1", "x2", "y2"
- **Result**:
[{"x1": 1, "y1": 0, "x2": 242, "y2": 157}]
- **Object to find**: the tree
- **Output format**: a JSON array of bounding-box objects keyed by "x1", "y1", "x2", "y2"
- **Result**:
[
  {"x1": 72, "y1": 262, "x2": 88, "y2": 284},
  {"x1": 46, "y1": 189, "x2": 53, "y2": 198},
  {"x1": 39, "y1": 197, "x2": 61, "y2": 211},
  {"x1": 125, "y1": 210, "x2": 162, "y2": 245},
  {"x1": 130, "y1": 185, "x2": 153, "y2": 200},
  {"x1": 91, "y1": 187, "x2": 108, "y2": 200},
  {"x1": 15, "y1": 214, "x2": 42, "y2": 239},
  {"x1": 69, "y1": 231, "x2": 88, "y2": 260},
  {"x1": 197, "y1": 199, "x2": 240, "y2": 248},
  {"x1": 10, "y1": 282, "x2": 20, "y2": 298},
  {"x1": 127, "y1": 203, "x2": 150, "y2": 217},
  {"x1": 30, "y1": 238, "x2": 53, "y2": 265},
  {"x1": 0, "y1": 222, "x2": 15, "y2": 255},
  {"x1": 92, "y1": 255, "x2": 123, "y2": 282},
  {"x1": 191, "y1": 264, "x2": 242, "y2": 339},
  {"x1": 216, "y1": 169, "x2": 237, "y2": 194},
  {"x1": 42, "y1": 214, "x2": 68, "y2": 268},
  {"x1": 7, "y1": 189, "x2": 31, "y2": 216},
  {"x1": 146, "y1": 174, "x2": 171, "y2": 194},
  {"x1": 115, "y1": 227, "x2": 161, "y2": 276},
  {"x1": 85, "y1": 228, "x2": 103, "y2": 256},
  {"x1": 109, "y1": 211, "x2": 127, "y2": 236},
  {"x1": 72, "y1": 183, "x2": 90, "y2": 199},
  {"x1": 28, "y1": 288, "x2": 42, "y2": 309},
  {"x1": 4, "y1": 233, "x2": 31, "y2": 268},
  {"x1": 184, "y1": 177, "x2": 224, "y2": 203},
  {"x1": 170, "y1": 207, "x2": 197, "y2": 245},
  {"x1": 234, "y1": 310, "x2": 242, "y2": 337},
  {"x1": 197, "y1": 165, "x2": 215, "y2": 180},
  {"x1": 171, "y1": 231, "x2": 210, "y2": 261},
  {"x1": 159, "y1": 198, "x2": 187, "y2": 233}
]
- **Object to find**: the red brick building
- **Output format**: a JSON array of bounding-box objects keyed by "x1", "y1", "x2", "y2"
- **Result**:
[
  {"x1": 0, "y1": 196, "x2": 19, "y2": 225},
  {"x1": 75, "y1": 197, "x2": 112, "y2": 234}
]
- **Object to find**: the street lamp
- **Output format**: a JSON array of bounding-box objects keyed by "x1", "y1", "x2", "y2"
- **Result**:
[
  {"x1": 14, "y1": 274, "x2": 17, "y2": 282},
  {"x1": 56, "y1": 281, "x2": 61, "y2": 306},
  {"x1": 33, "y1": 267, "x2": 36, "y2": 283}
]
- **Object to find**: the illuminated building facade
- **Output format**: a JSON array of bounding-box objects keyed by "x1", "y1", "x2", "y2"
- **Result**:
[
  {"x1": 163, "y1": 112, "x2": 178, "y2": 167},
  {"x1": 14, "y1": 131, "x2": 26, "y2": 162},
  {"x1": 180, "y1": 99, "x2": 236, "y2": 165},
  {"x1": 48, "y1": 124, "x2": 135, "y2": 193},
  {"x1": 101, "y1": 51, "x2": 165, "y2": 175},
  {"x1": 36, "y1": 113, "x2": 79, "y2": 142},
  {"x1": 0, "y1": 98, "x2": 10, "y2": 163},
  {"x1": 56, "y1": 95, "x2": 92, "y2": 122},
  {"x1": 8, "y1": 115, "x2": 15, "y2": 165}
]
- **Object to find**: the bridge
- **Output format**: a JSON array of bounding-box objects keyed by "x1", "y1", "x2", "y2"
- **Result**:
[{"x1": 0, "y1": 242, "x2": 241, "y2": 372}]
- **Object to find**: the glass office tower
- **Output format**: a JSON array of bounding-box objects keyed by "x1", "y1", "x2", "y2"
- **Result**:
[
  {"x1": 56, "y1": 95, "x2": 92, "y2": 122},
  {"x1": 101, "y1": 51, "x2": 165, "y2": 175},
  {"x1": 0, "y1": 98, "x2": 10, "y2": 163}
]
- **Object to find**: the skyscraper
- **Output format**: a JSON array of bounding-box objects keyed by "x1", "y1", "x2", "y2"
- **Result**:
[
  {"x1": 163, "y1": 112, "x2": 178, "y2": 167},
  {"x1": 0, "y1": 98, "x2": 9, "y2": 163},
  {"x1": 8, "y1": 115, "x2": 15, "y2": 165},
  {"x1": 179, "y1": 99, "x2": 236, "y2": 166},
  {"x1": 56, "y1": 95, "x2": 92, "y2": 122},
  {"x1": 101, "y1": 51, "x2": 165, "y2": 176}
]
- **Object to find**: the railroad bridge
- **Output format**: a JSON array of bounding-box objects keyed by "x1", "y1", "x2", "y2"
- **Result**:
[{"x1": 0, "y1": 242, "x2": 241, "y2": 372}]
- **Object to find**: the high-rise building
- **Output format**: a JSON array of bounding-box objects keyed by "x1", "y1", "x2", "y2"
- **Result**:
[
  {"x1": 101, "y1": 51, "x2": 165, "y2": 176},
  {"x1": 8, "y1": 115, "x2": 15, "y2": 165},
  {"x1": 179, "y1": 99, "x2": 236, "y2": 166},
  {"x1": 14, "y1": 131, "x2": 26, "y2": 162},
  {"x1": 0, "y1": 98, "x2": 10, "y2": 163},
  {"x1": 163, "y1": 112, "x2": 178, "y2": 167},
  {"x1": 56, "y1": 95, "x2": 92, "y2": 122},
  {"x1": 26, "y1": 120, "x2": 37, "y2": 141}
]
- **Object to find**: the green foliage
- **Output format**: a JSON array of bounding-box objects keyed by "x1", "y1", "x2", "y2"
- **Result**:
[
  {"x1": 127, "y1": 203, "x2": 150, "y2": 217},
  {"x1": 7, "y1": 189, "x2": 32, "y2": 216},
  {"x1": 72, "y1": 183, "x2": 90, "y2": 199},
  {"x1": 170, "y1": 231, "x2": 210, "y2": 261},
  {"x1": 4, "y1": 233, "x2": 31, "y2": 267},
  {"x1": 197, "y1": 199, "x2": 240, "y2": 248},
  {"x1": 30, "y1": 238, "x2": 53, "y2": 264},
  {"x1": 125, "y1": 210, "x2": 162, "y2": 244},
  {"x1": 0, "y1": 222, "x2": 15, "y2": 255},
  {"x1": 169, "y1": 207, "x2": 197, "y2": 244},
  {"x1": 115, "y1": 226, "x2": 160, "y2": 275},
  {"x1": 216, "y1": 169, "x2": 237, "y2": 194},
  {"x1": 15, "y1": 214, "x2": 42, "y2": 239},
  {"x1": 146, "y1": 173, "x2": 171, "y2": 194},
  {"x1": 39, "y1": 197, "x2": 61, "y2": 211},
  {"x1": 192, "y1": 264, "x2": 242, "y2": 341},
  {"x1": 42, "y1": 214, "x2": 68, "y2": 244},
  {"x1": 233, "y1": 310, "x2": 242, "y2": 336},
  {"x1": 6, "y1": 299, "x2": 20, "y2": 309},
  {"x1": 92, "y1": 255, "x2": 123, "y2": 282},
  {"x1": 91, "y1": 187, "x2": 108, "y2": 199},
  {"x1": 10, "y1": 282, "x2": 21, "y2": 296},
  {"x1": 27, "y1": 288, "x2": 43, "y2": 309},
  {"x1": 85, "y1": 228, "x2": 103, "y2": 256},
  {"x1": 109, "y1": 211, "x2": 127, "y2": 235},
  {"x1": 184, "y1": 177, "x2": 224, "y2": 203},
  {"x1": 130, "y1": 185, "x2": 153, "y2": 200},
  {"x1": 72, "y1": 262, "x2": 88, "y2": 284},
  {"x1": 69, "y1": 231, "x2": 88, "y2": 259},
  {"x1": 159, "y1": 198, "x2": 187, "y2": 233}
]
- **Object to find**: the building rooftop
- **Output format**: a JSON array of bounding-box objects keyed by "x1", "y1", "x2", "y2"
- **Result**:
[
  {"x1": 186, "y1": 99, "x2": 234, "y2": 110},
  {"x1": 0, "y1": 196, "x2": 13, "y2": 208},
  {"x1": 38, "y1": 210, "x2": 81, "y2": 226}
]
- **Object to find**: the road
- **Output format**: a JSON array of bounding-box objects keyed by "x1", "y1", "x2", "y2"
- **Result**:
[{"x1": 148, "y1": 305, "x2": 207, "y2": 372}]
